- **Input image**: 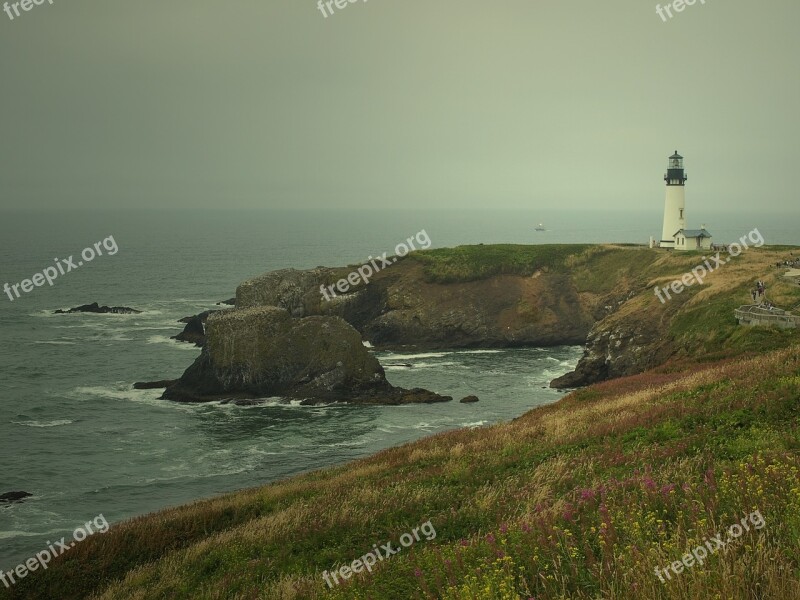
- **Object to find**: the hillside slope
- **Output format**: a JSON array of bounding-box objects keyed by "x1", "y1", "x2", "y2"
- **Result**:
[{"x1": 6, "y1": 344, "x2": 800, "y2": 599}]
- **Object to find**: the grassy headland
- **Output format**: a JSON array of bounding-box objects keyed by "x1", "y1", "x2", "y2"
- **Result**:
[
  {"x1": 413, "y1": 244, "x2": 594, "y2": 283},
  {"x1": 4, "y1": 244, "x2": 800, "y2": 600}
]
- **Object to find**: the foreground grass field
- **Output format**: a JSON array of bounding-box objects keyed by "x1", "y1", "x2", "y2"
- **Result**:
[{"x1": 5, "y1": 342, "x2": 800, "y2": 599}]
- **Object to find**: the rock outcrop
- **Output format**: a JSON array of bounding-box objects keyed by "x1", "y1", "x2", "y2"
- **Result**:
[
  {"x1": 55, "y1": 302, "x2": 141, "y2": 315},
  {"x1": 162, "y1": 307, "x2": 451, "y2": 405},
  {"x1": 172, "y1": 310, "x2": 218, "y2": 346},
  {"x1": 550, "y1": 288, "x2": 684, "y2": 388},
  {"x1": 0, "y1": 491, "x2": 32, "y2": 504}
]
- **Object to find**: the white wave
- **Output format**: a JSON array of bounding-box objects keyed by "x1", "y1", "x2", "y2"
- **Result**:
[
  {"x1": 29, "y1": 310, "x2": 61, "y2": 319},
  {"x1": 413, "y1": 422, "x2": 438, "y2": 430},
  {"x1": 32, "y1": 340, "x2": 76, "y2": 345},
  {"x1": 380, "y1": 352, "x2": 450, "y2": 360},
  {"x1": 461, "y1": 421, "x2": 488, "y2": 429},
  {"x1": 323, "y1": 439, "x2": 370, "y2": 447},
  {"x1": 0, "y1": 530, "x2": 49, "y2": 540},
  {"x1": 362, "y1": 341, "x2": 373, "y2": 348},
  {"x1": 12, "y1": 419, "x2": 73, "y2": 428},
  {"x1": 143, "y1": 469, "x2": 248, "y2": 484},
  {"x1": 405, "y1": 361, "x2": 458, "y2": 369},
  {"x1": 454, "y1": 350, "x2": 504, "y2": 355},
  {"x1": 71, "y1": 385, "x2": 158, "y2": 400},
  {"x1": 203, "y1": 397, "x2": 332, "y2": 409},
  {"x1": 146, "y1": 335, "x2": 202, "y2": 350},
  {"x1": 240, "y1": 446, "x2": 283, "y2": 457},
  {"x1": 541, "y1": 368, "x2": 569, "y2": 379},
  {"x1": 66, "y1": 385, "x2": 196, "y2": 412},
  {"x1": 374, "y1": 423, "x2": 417, "y2": 433},
  {"x1": 87, "y1": 334, "x2": 134, "y2": 342}
]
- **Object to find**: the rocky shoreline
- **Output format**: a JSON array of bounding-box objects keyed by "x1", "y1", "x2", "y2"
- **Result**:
[{"x1": 151, "y1": 245, "x2": 700, "y2": 404}]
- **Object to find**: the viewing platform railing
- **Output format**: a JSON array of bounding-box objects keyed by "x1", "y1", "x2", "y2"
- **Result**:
[{"x1": 734, "y1": 305, "x2": 800, "y2": 329}]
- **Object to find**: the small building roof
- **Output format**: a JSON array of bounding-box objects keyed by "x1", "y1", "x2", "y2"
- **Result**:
[{"x1": 674, "y1": 228, "x2": 712, "y2": 238}]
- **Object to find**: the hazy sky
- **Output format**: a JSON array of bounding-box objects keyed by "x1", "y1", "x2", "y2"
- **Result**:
[{"x1": 0, "y1": 1, "x2": 797, "y2": 212}]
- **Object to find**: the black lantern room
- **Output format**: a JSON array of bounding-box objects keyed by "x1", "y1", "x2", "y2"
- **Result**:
[{"x1": 664, "y1": 151, "x2": 687, "y2": 186}]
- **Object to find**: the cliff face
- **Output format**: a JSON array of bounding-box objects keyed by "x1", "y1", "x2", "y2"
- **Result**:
[
  {"x1": 161, "y1": 306, "x2": 451, "y2": 405},
  {"x1": 549, "y1": 293, "x2": 675, "y2": 388},
  {"x1": 551, "y1": 244, "x2": 800, "y2": 387},
  {"x1": 236, "y1": 260, "x2": 597, "y2": 349}
]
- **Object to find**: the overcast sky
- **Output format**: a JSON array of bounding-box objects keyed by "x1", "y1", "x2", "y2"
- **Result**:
[{"x1": 0, "y1": 0, "x2": 797, "y2": 212}]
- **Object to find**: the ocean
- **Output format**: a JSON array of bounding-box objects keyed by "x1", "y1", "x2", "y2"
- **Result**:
[{"x1": 0, "y1": 208, "x2": 794, "y2": 567}]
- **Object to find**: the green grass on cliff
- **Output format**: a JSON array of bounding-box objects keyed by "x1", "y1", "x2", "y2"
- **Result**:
[
  {"x1": 6, "y1": 346, "x2": 800, "y2": 600},
  {"x1": 412, "y1": 244, "x2": 592, "y2": 283},
  {"x1": 669, "y1": 290, "x2": 800, "y2": 361}
]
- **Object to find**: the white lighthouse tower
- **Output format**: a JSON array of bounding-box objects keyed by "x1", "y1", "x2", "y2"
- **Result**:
[{"x1": 660, "y1": 151, "x2": 687, "y2": 248}]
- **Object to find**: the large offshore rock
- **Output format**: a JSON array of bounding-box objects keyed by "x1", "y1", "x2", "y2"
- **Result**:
[{"x1": 161, "y1": 306, "x2": 451, "y2": 405}]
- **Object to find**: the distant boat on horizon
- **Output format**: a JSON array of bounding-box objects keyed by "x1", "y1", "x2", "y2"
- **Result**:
[{"x1": 534, "y1": 223, "x2": 546, "y2": 231}]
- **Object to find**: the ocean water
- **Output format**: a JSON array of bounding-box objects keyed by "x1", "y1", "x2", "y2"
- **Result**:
[{"x1": 0, "y1": 208, "x2": 794, "y2": 567}]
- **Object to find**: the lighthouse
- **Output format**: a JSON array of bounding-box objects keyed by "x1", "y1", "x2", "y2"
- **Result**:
[{"x1": 660, "y1": 151, "x2": 687, "y2": 249}]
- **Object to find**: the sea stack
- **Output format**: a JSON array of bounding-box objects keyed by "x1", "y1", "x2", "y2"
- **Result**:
[{"x1": 162, "y1": 306, "x2": 451, "y2": 405}]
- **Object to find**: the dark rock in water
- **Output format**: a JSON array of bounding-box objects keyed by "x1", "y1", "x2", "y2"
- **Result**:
[
  {"x1": 460, "y1": 395, "x2": 480, "y2": 403},
  {"x1": 173, "y1": 310, "x2": 217, "y2": 346},
  {"x1": 178, "y1": 309, "x2": 218, "y2": 325},
  {"x1": 162, "y1": 306, "x2": 452, "y2": 406},
  {"x1": 217, "y1": 298, "x2": 236, "y2": 306},
  {"x1": 55, "y1": 302, "x2": 141, "y2": 315},
  {"x1": 133, "y1": 380, "x2": 178, "y2": 390},
  {"x1": 0, "y1": 491, "x2": 32, "y2": 504}
]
